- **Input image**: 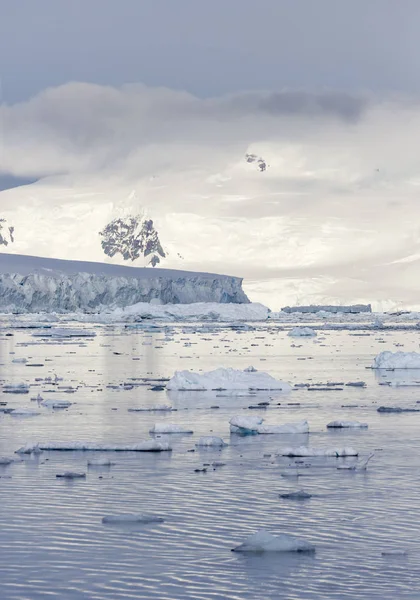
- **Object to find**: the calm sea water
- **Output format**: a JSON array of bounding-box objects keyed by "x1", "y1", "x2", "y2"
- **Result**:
[{"x1": 0, "y1": 321, "x2": 420, "y2": 599}]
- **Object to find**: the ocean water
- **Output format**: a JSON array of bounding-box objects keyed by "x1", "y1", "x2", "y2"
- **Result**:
[{"x1": 0, "y1": 321, "x2": 420, "y2": 599}]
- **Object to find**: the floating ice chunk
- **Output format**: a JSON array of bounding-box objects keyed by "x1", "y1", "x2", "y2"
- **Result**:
[
  {"x1": 280, "y1": 446, "x2": 358, "y2": 457},
  {"x1": 87, "y1": 459, "x2": 115, "y2": 467},
  {"x1": 149, "y1": 423, "x2": 193, "y2": 434},
  {"x1": 3, "y1": 383, "x2": 29, "y2": 394},
  {"x1": 381, "y1": 550, "x2": 408, "y2": 556},
  {"x1": 288, "y1": 327, "x2": 317, "y2": 338},
  {"x1": 244, "y1": 366, "x2": 257, "y2": 372},
  {"x1": 279, "y1": 490, "x2": 312, "y2": 500},
  {"x1": 229, "y1": 416, "x2": 309, "y2": 435},
  {"x1": 102, "y1": 514, "x2": 164, "y2": 524},
  {"x1": 229, "y1": 415, "x2": 263, "y2": 434},
  {"x1": 167, "y1": 367, "x2": 291, "y2": 392},
  {"x1": 33, "y1": 440, "x2": 172, "y2": 452},
  {"x1": 0, "y1": 457, "x2": 16, "y2": 465},
  {"x1": 9, "y1": 408, "x2": 40, "y2": 417},
  {"x1": 15, "y1": 443, "x2": 42, "y2": 455},
  {"x1": 195, "y1": 436, "x2": 228, "y2": 447},
  {"x1": 41, "y1": 400, "x2": 72, "y2": 409},
  {"x1": 327, "y1": 421, "x2": 368, "y2": 429},
  {"x1": 232, "y1": 530, "x2": 315, "y2": 553},
  {"x1": 373, "y1": 351, "x2": 420, "y2": 369},
  {"x1": 128, "y1": 405, "x2": 173, "y2": 412},
  {"x1": 12, "y1": 358, "x2": 27, "y2": 363},
  {"x1": 56, "y1": 472, "x2": 86, "y2": 479}
]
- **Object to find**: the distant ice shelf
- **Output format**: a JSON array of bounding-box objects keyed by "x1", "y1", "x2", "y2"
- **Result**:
[{"x1": 0, "y1": 252, "x2": 249, "y2": 312}]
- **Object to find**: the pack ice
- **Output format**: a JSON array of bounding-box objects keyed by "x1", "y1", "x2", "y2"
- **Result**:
[
  {"x1": 232, "y1": 530, "x2": 315, "y2": 553},
  {"x1": 166, "y1": 368, "x2": 291, "y2": 392},
  {"x1": 373, "y1": 351, "x2": 420, "y2": 369},
  {"x1": 280, "y1": 446, "x2": 358, "y2": 457}
]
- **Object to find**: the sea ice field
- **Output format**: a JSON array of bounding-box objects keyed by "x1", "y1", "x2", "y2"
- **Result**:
[{"x1": 1, "y1": 316, "x2": 420, "y2": 599}]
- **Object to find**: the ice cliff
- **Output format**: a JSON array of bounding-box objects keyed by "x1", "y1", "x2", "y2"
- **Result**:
[{"x1": 0, "y1": 253, "x2": 249, "y2": 313}]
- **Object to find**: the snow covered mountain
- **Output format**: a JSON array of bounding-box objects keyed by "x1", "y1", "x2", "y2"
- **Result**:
[{"x1": 2, "y1": 83, "x2": 420, "y2": 311}]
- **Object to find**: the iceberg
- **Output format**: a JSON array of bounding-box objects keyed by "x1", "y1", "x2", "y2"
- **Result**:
[
  {"x1": 149, "y1": 423, "x2": 193, "y2": 434},
  {"x1": 167, "y1": 367, "x2": 291, "y2": 392},
  {"x1": 373, "y1": 351, "x2": 420, "y2": 369},
  {"x1": 280, "y1": 446, "x2": 358, "y2": 457},
  {"x1": 2, "y1": 383, "x2": 30, "y2": 394},
  {"x1": 327, "y1": 421, "x2": 368, "y2": 429},
  {"x1": 232, "y1": 530, "x2": 315, "y2": 553},
  {"x1": 15, "y1": 443, "x2": 42, "y2": 455},
  {"x1": 288, "y1": 327, "x2": 317, "y2": 337},
  {"x1": 195, "y1": 436, "x2": 228, "y2": 447}
]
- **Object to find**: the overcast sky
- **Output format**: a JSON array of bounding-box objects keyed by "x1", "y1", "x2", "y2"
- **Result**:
[{"x1": 1, "y1": 0, "x2": 420, "y2": 103}]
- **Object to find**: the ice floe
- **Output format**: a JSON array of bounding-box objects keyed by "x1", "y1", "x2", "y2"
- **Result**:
[
  {"x1": 280, "y1": 446, "x2": 358, "y2": 457},
  {"x1": 9, "y1": 408, "x2": 40, "y2": 417},
  {"x1": 128, "y1": 405, "x2": 173, "y2": 412},
  {"x1": 167, "y1": 367, "x2": 291, "y2": 392},
  {"x1": 56, "y1": 472, "x2": 86, "y2": 479},
  {"x1": 149, "y1": 423, "x2": 193, "y2": 434},
  {"x1": 2, "y1": 383, "x2": 30, "y2": 394},
  {"x1": 232, "y1": 530, "x2": 315, "y2": 553},
  {"x1": 41, "y1": 400, "x2": 72, "y2": 409},
  {"x1": 17, "y1": 441, "x2": 172, "y2": 452}
]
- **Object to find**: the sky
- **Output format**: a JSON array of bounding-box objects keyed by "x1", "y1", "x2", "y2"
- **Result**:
[{"x1": 1, "y1": 0, "x2": 420, "y2": 103}]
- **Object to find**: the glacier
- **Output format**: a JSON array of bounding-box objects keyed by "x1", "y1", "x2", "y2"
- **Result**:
[{"x1": 0, "y1": 252, "x2": 249, "y2": 312}]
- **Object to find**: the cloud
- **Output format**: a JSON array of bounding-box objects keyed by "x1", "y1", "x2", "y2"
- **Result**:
[{"x1": 0, "y1": 82, "x2": 419, "y2": 193}]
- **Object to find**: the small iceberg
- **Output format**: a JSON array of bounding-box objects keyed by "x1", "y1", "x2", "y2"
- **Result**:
[
  {"x1": 167, "y1": 367, "x2": 291, "y2": 392},
  {"x1": 102, "y1": 514, "x2": 164, "y2": 525},
  {"x1": 232, "y1": 530, "x2": 315, "y2": 553},
  {"x1": 280, "y1": 446, "x2": 358, "y2": 457},
  {"x1": 56, "y1": 472, "x2": 86, "y2": 479},
  {"x1": 195, "y1": 436, "x2": 228, "y2": 447},
  {"x1": 373, "y1": 351, "x2": 420, "y2": 369},
  {"x1": 327, "y1": 421, "x2": 368, "y2": 429},
  {"x1": 149, "y1": 423, "x2": 193, "y2": 434},
  {"x1": 12, "y1": 358, "x2": 27, "y2": 364},
  {"x1": 15, "y1": 443, "x2": 43, "y2": 455},
  {"x1": 3, "y1": 384, "x2": 30, "y2": 394},
  {"x1": 41, "y1": 400, "x2": 72, "y2": 409},
  {"x1": 230, "y1": 416, "x2": 309, "y2": 435},
  {"x1": 288, "y1": 327, "x2": 317, "y2": 338}
]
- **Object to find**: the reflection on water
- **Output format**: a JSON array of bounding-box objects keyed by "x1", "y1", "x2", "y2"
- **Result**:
[{"x1": 0, "y1": 323, "x2": 420, "y2": 599}]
